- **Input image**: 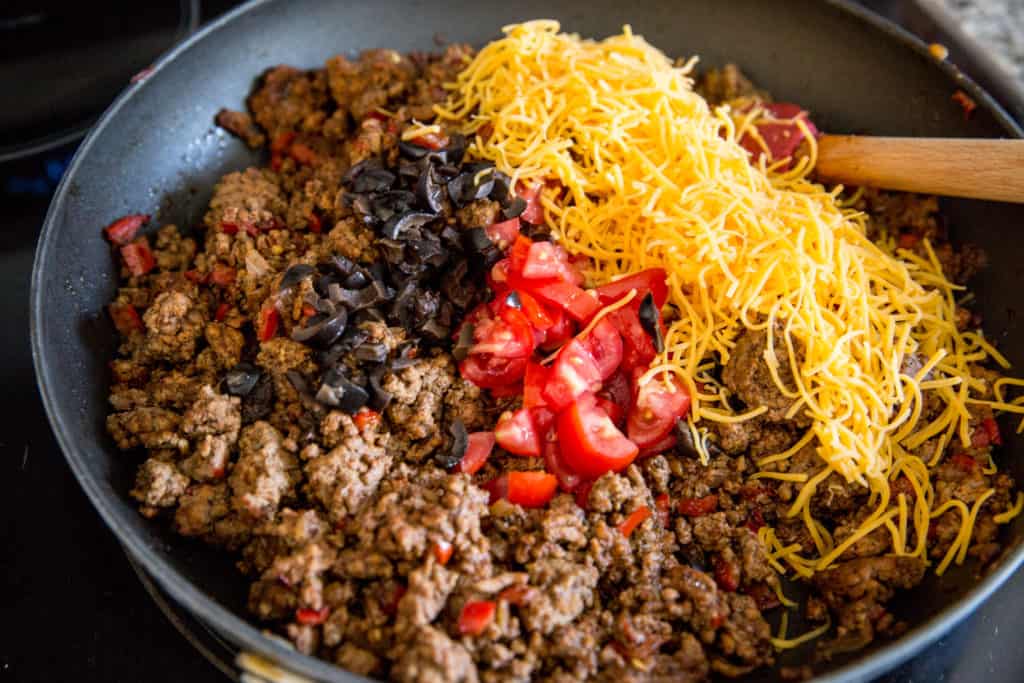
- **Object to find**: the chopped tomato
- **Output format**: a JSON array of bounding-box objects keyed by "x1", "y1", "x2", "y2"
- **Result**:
[
  {"x1": 600, "y1": 369, "x2": 633, "y2": 413},
  {"x1": 740, "y1": 102, "x2": 819, "y2": 165},
  {"x1": 257, "y1": 305, "x2": 279, "y2": 342},
  {"x1": 678, "y1": 494, "x2": 719, "y2": 517},
  {"x1": 485, "y1": 471, "x2": 559, "y2": 508},
  {"x1": 410, "y1": 131, "x2": 449, "y2": 150},
  {"x1": 558, "y1": 393, "x2": 639, "y2": 479},
  {"x1": 637, "y1": 432, "x2": 677, "y2": 458},
  {"x1": 488, "y1": 258, "x2": 512, "y2": 291},
  {"x1": 739, "y1": 483, "x2": 774, "y2": 502},
  {"x1": 507, "y1": 234, "x2": 533, "y2": 274},
  {"x1": 219, "y1": 220, "x2": 239, "y2": 235},
  {"x1": 458, "y1": 600, "x2": 496, "y2": 636},
  {"x1": 950, "y1": 452, "x2": 977, "y2": 472},
  {"x1": 607, "y1": 306, "x2": 657, "y2": 371},
  {"x1": 354, "y1": 408, "x2": 381, "y2": 430},
  {"x1": 516, "y1": 278, "x2": 600, "y2": 323},
  {"x1": 713, "y1": 556, "x2": 739, "y2": 592},
  {"x1": 209, "y1": 264, "x2": 236, "y2": 287},
  {"x1": 539, "y1": 307, "x2": 574, "y2": 350},
  {"x1": 495, "y1": 409, "x2": 541, "y2": 457},
  {"x1": 120, "y1": 238, "x2": 155, "y2": 276},
  {"x1": 431, "y1": 540, "x2": 453, "y2": 565},
  {"x1": 745, "y1": 507, "x2": 766, "y2": 532},
  {"x1": 897, "y1": 232, "x2": 920, "y2": 249},
  {"x1": 469, "y1": 307, "x2": 536, "y2": 359},
  {"x1": 617, "y1": 505, "x2": 652, "y2": 538},
  {"x1": 573, "y1": 479, "x2": 595, "y2": 508},
  {"x1": 104, "y1": 214, "x2": 149, "y2": 245},
  {"x1": 214, "y1": 302, "x2": 229, "y2": 322},
  {"x1": 543, "y1": 339, "x2": 602, "y2": 410},
  {"x1": 498, "y1": 585, "x2": 535, "y2": 605},
  {"x1": 459, "y1": 353, "x2": 528, "y2": 389},
  {"x1": 515, "y1": 291, "x2": 556, "y2": 331},
  {"x1": 983, "y1": 417, "x2": 1002, "y2": 446},
  {"x1": 109, "y1": 303, "x2": 143, "y2": 335},
  {"x1": 484, "y1": 217, "x2": 521, "y2": 249},
  {"x1": 545, "y1": 438, "x2": 583, "y2": 493},
  {"x1": 531, "y1": 407, "x2": 557, "y2": 434},
  {"x1": 595, "y1": 396, "x2": 624, "y2": 427},
  {"x1": 489, "y1": 380, "x2": 524, "y2": 398},
  {"x1": 594, "y1": 268, "x2": 669, "y2": 310},
  {"x1": 271, "y1": 131, "x2": 297, "y2": 154},
  {"x1": 295, "y1": 607, "x2": 329, "y2": 625},
  {"x1": 521, "y1": 241, "x2": 571, "y2": 281},
  {"x1": 627, "y1": 373, "x2": 691, "y2": 449},
  {"x1": 517, "y1": 182, "x2": 544, "y2": 224},
  {"x1": 184, "y1": 269, "x2": 206, "y2": 283},
  {"x1": 307, "y1": 211, "x2": 322, "y2": 234},
  {"x1": 579, "y1": 318, "x2": 623, "y2": 381},
  {"x1": 523, "y1": 362, "x2": 550, "y2": 409},
  {"x1": 458, "y1": 432, "x2": 495, "y2": 475},
  {"x1": 655, "y1": 493, "x2": 671, "y2": 527}
]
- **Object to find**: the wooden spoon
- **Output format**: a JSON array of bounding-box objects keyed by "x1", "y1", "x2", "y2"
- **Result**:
[{"x1": 815, "y1": 136, "x2": 1024, "y2": 204}]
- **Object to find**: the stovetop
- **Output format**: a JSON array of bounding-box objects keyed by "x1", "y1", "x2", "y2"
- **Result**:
[{"x1": 2, "y1": 1, "x2": 1023, "y2": 682}]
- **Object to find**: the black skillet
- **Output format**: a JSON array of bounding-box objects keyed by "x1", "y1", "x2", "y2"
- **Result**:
[{"x1": 30, "y1": 0, "x2": 1024, "y2": 681}]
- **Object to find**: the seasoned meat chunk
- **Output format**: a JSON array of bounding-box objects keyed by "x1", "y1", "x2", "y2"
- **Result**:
[
  {"x1": 203, "y1": 168, "x2": 287, "y2": 232},
  {"x1": 384, "y1": 354, "x2": 455, "y2": 444},
  {"x1": 520, "y1": 558, "x2": 598, "y2": 634},
  {"x1": 305, "y1": 411, "x2": 392, "y2": 522},
  {"x1": 229, "y1": 421, "x2": 298, "y2": 521},
  {"x1": 722, "y1": 322, "x2": 810, "y2": 426},
  {"x1": 130, "y1": 458, "x2": 188, "y2": 509},
  {"x1": 393, "y1": 626, "x2": 478, "y2": 683},
  {"x1": 141, "y1": 291, "x2": 205, "y2": 363},
  {"x1": 215, "y1": 108, "x2": 266, "y2": 148},
  {"x1": 107, "y1": 407, "x2": 186, "y2": 452}
]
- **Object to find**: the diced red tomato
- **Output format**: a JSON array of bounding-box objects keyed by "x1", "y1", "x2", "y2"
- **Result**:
[
  {"x1": 485, "y1": 217, "x2": 521, "y2": 249},
  {"x1": 184, "y1": 269, "x2": 206, "y2": 283},
  {"x1": 543, "y1": 339, "x2": 602, "y2": 410},
  {"x1": 495, "y1": 409, "x2": 541, "y2": 457},
  {"x1": 523, "y1": 362, "x2": 550, "y2": 409},
  {"x1": 517, "y1": 182, "x2": 545, "y2": 224},
  {"x1": 209, "y1": 264, "x2": 236, "y2": 287},
  {"x1": 897, "y1": 233, "x2": 920, "y2": 249},
  {"x1": 514, "y1": 291, "x2": 556, "y2": 331},
  {"x1": 257, "y1": 305, "x2": 279, "y2": 342},
  {"x1": 572, "y1": 480, "x2": 595, "y2": 509},
  {"x1": 521, "y1": 241, "x2": 570, "y2": 281},
  {"x1": 488, "y1": 258, "x2": 512, "y2": 291},
  {"x1": 595, "y1": 396, "x2": 624, "y2": 427},
  {"x1": 637, "y1": 432, "x2": 677, "y2": 459},
  {"x1": 745, "y1": 507, "x2": 766, "y2": 532},
  {"x1": 307, "y1": 211, "x2": 322, "y2": 234},
  {"x1": 579, "y1": 318, "x2": 623, "y2": 380},
  {"x1": 410, "y1": 131, "x2": 449, "y2": 150},
  {"x1": 627, "y1": 373, "x2": 691, "y2": 449},
  {"x1": 214, "y1": 302, "x2": 229, "y2": 322},
  {"x1": 458, "y1": 601, "x2": 496, "y2": 636},
  {"x1": 469, "y1": 307, "x2": 536, "y2": 359},
  {"x1": 104, "y1": 214, "x2": 149, "y2": 245},
  {"x1": 109, "y1": 303, "x2": 143, "y2": 335},
  {"x1": 713, "y1": 556, "x2": 739, "y2": 592},
  {"x1": 740, "y1": 102, "x2": 819, "y2": 166},
  {"x1": 678, "y1": 494, "x2": 719, "y2": 517},
  {"x1": 295, "y1": 607, "x2": 329, "y2": 625},
  {"x1": 607, "y1": 306, "x2": 657, "y2": 371},
  {"x1": 120, "y1": 238, "x2": 155, "y2": 277},
  {"x1": 655, "y1": 493, "x2": 671, "y2": 527},
  {"x1": 488, "y1": 381, "x2": 523, "y2": 398},
  {"x1": 354, "y1": 408, "x2": 381, "y2": 431},
  {"x1": 617, "y1": 505, "x2": 652, "y2": 538},
  {"x1": 531, "y1": 407, "x2": 557, "y2": 434},
  {"x1": 950, "y1": 452, "x2": 978, "y2": 472},
  {"x1": 485, "y1": 471, "x2": 559, "y2": 508},
  {"x1": 516, "y1": 278, "x2": 600, "y2": 323},
  {"x1": 219, "y1": 221, "x2": 239, "y2": 235},
  {"x1": 558, "y1": 393, "x2": 639, "y2": 479},
  {"x1": 982, "y1": 418, "x2": 1002, "y2": 446},
  {"x1": 545, "y1": 438, "x2": 583, "y2": 493},
  {"x1": 539, "y1": 307, "x2": 574, "y2": 350},
  {"x1": 739, "y1": 483, "x2": 774, "y2": 502},
  {"x1": 458, "y1": 432, "x2": 495, "y2": 475},
  {"x1": 498, "y1": 585, "x2": 534, "y2": 605},
  {"x1": 431, "y1": 540, "x2": 453, "y2": 565},
  {"x1": 459, "y1": 353, "x2": 529, "y2": 389},
  {"x1": 600, "y1": 369, "x2": 633, "y2": 413},
  {"x1": 507, "y1": 235, "x2": 533, "y2": 274},
  {"x1": 271, "y1": 131, "x2": 297, "y2": 154},
  {"x1": 594, "y1": 268, "x2": 669, "y2": 310}
]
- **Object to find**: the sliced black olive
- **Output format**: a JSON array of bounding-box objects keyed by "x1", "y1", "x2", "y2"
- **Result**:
[
  {"x1": 381, "y1": 211, "x2": 437, "y2": 240},
  {"x1": 354, "y1": 342, "x2": 388, "y2": 363},
  {"x1": 447, "y1": 173, "x2": 472, "y2": 207},
  {"x1": 315, "y1": 376, "x2": 370, "y2": 413},
  {"x1": 463, "y1": 227, "x2": 493, "y2": 253},
  {"x1": 452, "y1": 322, "x2": 475, "y2": 361},
  {"x1": 490, "y1": 170, "x2": 513, "y2": 204},
  {"x1": 322, "y1": 366, "x2": 347, "y2": 388},
  {"x1": 286, "y1": 370, "x2": 313, "y2": 396},
  {"x1": 343, "y1": 270, "x2": 370, "y2": 289},
  {"x1": 328, "y1": 279, "x2": 391, "y2": 311},
  {"x1": 416, "y1": 164, "x2": 445, "y2": 214},
  {"x1": 438, "y1": 418, "x2": 469, "y2": 469},
  {"x1": 367, "y1": 365, "x2": 393, "y2": 411},
  {"x1": 352, "y1": 167, "x2": 396, "y2": 194},
  {"x1": 374, "y1": 190, "x2": 418, "y2": 220},
  {"x1": 399, "y1": 140, "x2": 431, "y2": 159},
  {"x1": 314, "y1": 273, "x2": 340, "y2": 298},
  {"x1": 342, "y1": 157, "x2": 384, "y2": 184},
  {"x1": 377, "y1": 238, "x2": 406, "y2": 264},
  {"x1": 441, "y1": 261, "x2": 477, "y2": 310},
  {"x1": 440, "y1": 226, "x2": 463, "y2": 250},
  {"x1": 241, "y1": 374, "x2": 275, "y2": 424},
  {"x1": 420, "y1": 319, "x2": 450, "y2": 341},
  {"x1": 502, "y1": 196, "x2": 527, "y2": 219},
  {"x1": 353, "y1": 308, "x2": 386, "y2": 325},
  {"x1": 291, "y1": 308, "x2": 347, "y2": 348},
  {"x1": 442, "y1": 133, "x2": 467, "y2": 166},
  {"x1": 638, "y1": 292, "x2": 665, "y2": 353},
  {"x1": 279, "y1": 264, "x2": 314, "y2": 290},
  {"x1": 322, "y1": 255, "x2": 356, "y2": 277},
  {"x1": 675, "y1": 420, "x2": 699, "y2": 459},
  {"x1": 390, "y1": 281, "x2": 418, "y2": 328},
  {"x1": 409, "y1": 235, "x2": 447, "y2": 268},
  {"x1": 224, "y1": 362, "x2": 261, "y2": 396}
]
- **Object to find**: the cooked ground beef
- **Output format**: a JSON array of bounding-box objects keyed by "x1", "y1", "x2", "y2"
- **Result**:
[{"x1": 101, "y1": 54, "x2": 1018, "y2": 683}]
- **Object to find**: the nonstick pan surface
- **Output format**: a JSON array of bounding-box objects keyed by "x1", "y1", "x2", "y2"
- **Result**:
[{"x1": 31, "y1": 0, "x2": 1024, "y2": 680}]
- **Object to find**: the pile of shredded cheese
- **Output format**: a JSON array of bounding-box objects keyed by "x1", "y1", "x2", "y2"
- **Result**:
[{"x1": 436, "y1": 20, "x2": 1023, "y2": 579}]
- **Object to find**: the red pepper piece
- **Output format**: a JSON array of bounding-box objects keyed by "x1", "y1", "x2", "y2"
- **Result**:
[
  {"x1": 678, "y1": 494, "x2": 718, "y2": 517},
  {"x1": 382, "y1": 583, "x2": 406, "y2": 616},
  {"x1": 307, "y1": 211, "x2": 323, "y2": 234},
  {"x1": 209, "y1": 264, "x2": 236, "y2": 287},
  {"x1": 713, "y1": 555, "x2": 739, "y2": 592},
  {"x1": 410, "y1": 131, "x2": 449, "y2": 150},
  {"x1": 654, "y1": 493, "x2": 671, "y2": 527},
  {"x1": 457, "y1": 432, "x2": 495, "y2": 475},
  {"x1": 103, "y1": 214, "x2": 149, "y2": 245},
  {"x1": 295, "y1": 606, "x2": 329, "y2": 625},
  {"x1": 617, "y1": 505, "x2": 652, "y2": 538},
  {"x1": 109, "y1": 303, "x2": 143, "y2": 335},
  {"x1": 950, "y1": 452, "x2": 978, "y2": 472},
  {"x1": 120, "y1": 238, "x2": 156, "y2": 276},
  {"x1": 458, "y1": 600, "x2": 496, "y2": 636},
  {"x1": 745, "y1": 506, "x2": 765, "y2": 532},
  {"x1": 431, "y1": 540, "x2": 453, "y2": 565},
  {"x1": 214, "y1": 303, "x2": 229, "y2": 322},
  {"x1": 354, "y1": 408, "x2": 381, "y2": 431},
  {"x1": 289, "y1": 142, "x2": 317, "y2": 165},
  {"x1": 219, "y1": 221, "x2": 239, "y2": 235},
  {"x1": 983, "y1": 417, "x2": 1002, "y2": 446},
  {"x1": 497, "y1": 584, "x2": 535, "y2": 605},
  {"x1": 257, "y1": 305, "x2": 279, "y2": 342}
]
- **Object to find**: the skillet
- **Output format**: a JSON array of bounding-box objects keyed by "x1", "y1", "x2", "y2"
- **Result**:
[{"x1": 30, "y1": 0, "x2": 1024, "y2": 680}]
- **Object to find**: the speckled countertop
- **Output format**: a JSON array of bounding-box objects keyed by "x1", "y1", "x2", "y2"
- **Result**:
[{"x1": 940, "y1": 0, "x2": 1024, "y2": 86}]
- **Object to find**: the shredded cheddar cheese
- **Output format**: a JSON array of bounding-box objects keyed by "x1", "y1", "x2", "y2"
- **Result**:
[{"x1": 437, "y1": 20, "x2": 1022, "y2": 587}]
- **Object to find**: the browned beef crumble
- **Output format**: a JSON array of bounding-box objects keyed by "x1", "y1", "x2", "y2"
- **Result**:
[{"x1": 102, "y1": 55, "x2": 1016, "y2": 682}]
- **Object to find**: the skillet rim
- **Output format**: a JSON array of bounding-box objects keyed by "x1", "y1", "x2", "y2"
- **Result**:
[{"x1": 29, "y1": 0, "x2": 1024, "y2": 681}]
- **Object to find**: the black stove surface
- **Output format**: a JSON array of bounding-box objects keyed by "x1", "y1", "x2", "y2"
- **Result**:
[{"x1": 2, "y1": 2, "x2": 1023, "y2": 682}]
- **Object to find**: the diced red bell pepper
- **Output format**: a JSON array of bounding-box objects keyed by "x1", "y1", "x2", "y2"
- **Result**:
[
  {"x1": 214, "y1": 302, "x2": 230, "y2": 322},
  {"x1": 713, "y1": 556, "x2": 739, "y2": 592},
  {"x1": 678, "y1": 494, "x2": 719, "y2": 517},
  {"x1": 579, "y1": 318, "x2": 623, "y2": 381},
  {"x1": 485, "y1": 471, "x2": 559, "y2": 508},
  {"x1": 295, "y1": 606, "x2": 329, "y2": 625},
  {"x1": 431, "y1": 540, "x2": 453, "y2": 565},
  {"x1": 655, "y1": 493, "x2": 671, "y2": 527},
  {"x1": 543, "y1": 339, "x2": 603, "y2": 410},
  {"x1": 109, "y1": 303, "x2": 143, "y2": 335},
  {"x1": 497, "y1": 584, "x2": 534, "y2": 605},
  {"x1": 950, "y1": 452, "x2": 978, "y2": 472},
  {"x1": 740, "y1": 102, "x2": 819, "y2": 166},
  {"x1": 219, "y1": 220, "x2": 240, "y2": 235},
  {"x1": 410, "y1": 131, "x2": 449, "y2": 150},
  {"x1": 573, "y1": 479, "x2": 595, "y2": 508},
  {"x1": 458, "y1": 432, "x2": 496, "y2": 475},
  {"x1": 485, "y1": 217, "x2": 521, "y2": 249},
  {"x1": 557, "y1": 393, "x2": 639, "y2": 479},
  {"x1": 617, "y1": 505, "x2": 652, "y2": 538},
  {"x1": 494, "y1": 408, "x2": 542, "y2": 457},
  {"x1": 104, "y1": 214, "x2": 149, "y2": 245},
  {"x1": 209, "y1": 264, "x2": 236, "y2": 287},
  {"x1": 745, "y1": 507, "x2": 766, "y2": 532},
  {"x1": 458, "y1": 600, "x2": 496, "y2": 636},
  {"x1": 627, "y1": 373, "x2": 691, "y2": 449},
  {"x1": 594, "y1": 268, "x2": 669, "y2": 310},
  {"x1": 120, "y1": 238, "x2": 155, "y2": 276},
  {"x1": 307, "y1": 212, "x2": 322, "y2": 234},
  {"x1": 289, "y1": 141, "x2": 317, "y2": 165},
  {"x1": 257, "y1": 305, "x2": 279, "y2": 342},
  {"x1": 517, "y1": 182, "x2": 545, "y2": 224},
  {"x1": 354, "y1": 408, "x2": 381, "y2": 431}
]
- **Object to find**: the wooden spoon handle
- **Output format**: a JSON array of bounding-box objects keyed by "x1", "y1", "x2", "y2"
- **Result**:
[{"x1": 815, "y1": 135, "x2": 1024, "y2": 203}]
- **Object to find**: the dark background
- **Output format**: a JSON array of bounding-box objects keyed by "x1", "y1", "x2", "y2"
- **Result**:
[{"x1": 2, "y1": 1, "x2": 1023, "y2": 681}]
